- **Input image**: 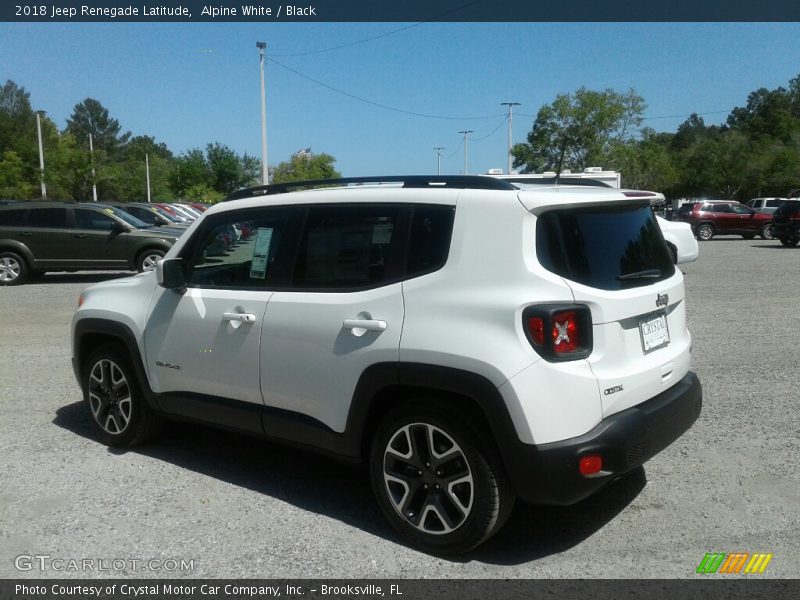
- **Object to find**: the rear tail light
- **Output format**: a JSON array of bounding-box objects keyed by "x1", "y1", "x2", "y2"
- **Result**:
[
  {"x1": 579, "y1": 454, "x2": 603, "y2": 476},
  {"x1": 523, "y1": 304, "x2": 592, "y2": 361}
]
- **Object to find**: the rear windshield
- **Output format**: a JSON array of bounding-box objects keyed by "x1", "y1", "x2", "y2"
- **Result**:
[
  {"x1": 536, "y1": 203, "x2": 675, "y2": 290},
  {"x1": 776, "y1": 201, "x2": 800, "y2": 216}
]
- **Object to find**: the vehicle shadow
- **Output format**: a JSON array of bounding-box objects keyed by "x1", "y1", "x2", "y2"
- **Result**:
[
  {"x1": 750, "y1": 244, "x2": 796, "y2": 250},
  {"x1": 53, "y1": 401, "x2": 645, "y2": 565},
  {"x1": 33, "y1": 272, "x2": 131, "y2": 284}
]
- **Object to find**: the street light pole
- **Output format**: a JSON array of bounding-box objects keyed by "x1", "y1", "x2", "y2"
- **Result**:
[
  {"x1": 433, "y1": 147, "x2": 445, "y2": 175},
  {"x1": 35, "y1": 111, "x2": 47, "y2": 200},
  {"x1": 257, "y1": 41, "x2": 269, "y2": 185},
  {"x1": 145, "y1": 153, "x2": 152, "y2": 203},
  {"x1": 89, "y1": 133, "x2": 98, "y2": 202},
  {"x1": 501, "y1": 102, "x2": 520, "y2": 175},
  {"x1": 458, "y1": 130, "x2": 473, "y2": 175}
]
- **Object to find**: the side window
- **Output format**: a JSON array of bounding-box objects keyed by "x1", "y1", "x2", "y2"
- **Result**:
[
  {"x1": 185, "y1": 209, "x2": 289, "y2": 289},
  {"x1": 406, "y1": 204, "x2": 455, "y2": 277},
  {"x1": 293, "y1": 205, "x2": 400, "y2": 290},
  {"x1": 732, "y1": 204, "x2": 752, "y2": 214},
  {"x1": 74, "y1": 209, "x2": 116, "y2": 230},
  {"x1": 766, "y1": 199, "x2": 782, "y2": 208},
  {"x1": 25, "y1": 208, "x2": 68, "y2": 228},
  {"x1": 0, "y1": 209, "x2": 27, "y2": 226},
  {"x1": 711, "y1": 204, "x2": 731, "y2": 213}
]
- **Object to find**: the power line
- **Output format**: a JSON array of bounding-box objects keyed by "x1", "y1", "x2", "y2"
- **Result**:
[
  {"x1": 268, "y1": 56, "x2": 504, "y2": 121},
  {"x1": 271, "y1": 1, "x2": 483, "y2": 57},
  {"x1": 471, "y1": 115, "x2": 508, "y2": 141}
]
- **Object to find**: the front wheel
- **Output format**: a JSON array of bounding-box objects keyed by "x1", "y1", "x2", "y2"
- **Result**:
[
  {"x1": 696, "y1": 223, "x2": 715, "y2": 241},
  {"x1": 136, "y1": 249, "x2": 165, "y2": 272},
  {"x1": 83, "y1": 344, "x2": 162, "y2": 447},
  {"x1": 369, "y1": 402, "x2": 515, "y2": 555},
  {"x1": 760, "y1": 224, "x2": 774, "y2": 240}
]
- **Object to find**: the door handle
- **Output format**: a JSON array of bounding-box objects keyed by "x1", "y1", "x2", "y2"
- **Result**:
[
  {"x1": 74, "y1": 234, "x2": 87, "y2": 238},
  {"x1": 343, "y1": 319, "x2": 387, "y2": 332},
  {"x1": 21, "y1": 232, "x2": 33, "y2": 237},
  {"x1": 222, "y1": 312, "x2": 256, "y2": 323}
]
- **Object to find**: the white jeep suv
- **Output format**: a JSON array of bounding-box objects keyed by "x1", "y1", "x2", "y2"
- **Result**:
[{"x1": 71, "y1": 175, "x2": 702, "y2": 555}]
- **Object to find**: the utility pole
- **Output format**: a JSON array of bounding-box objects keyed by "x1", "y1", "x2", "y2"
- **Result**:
[
  {"x1": 257, "y1": 41, "x2": 269, "y2": 185},
  {"x1": 501, "y1": 102, "x2": 520, "y2": 175},
  {"x1": 458, "y1": 130, "x2": 473, "y2": 175},
  {"x1": 433, "y1": 147, "x2": 445, "y2": 175},
  {"x1": 145, "y1": 153, "x2": 152, "y2": 203},
  {"x1": 89, "y1": 133, "x2": 98, "y2": 202},
  {"x1": 35, "y1": 111, "x2": 47, "y2": 200}
]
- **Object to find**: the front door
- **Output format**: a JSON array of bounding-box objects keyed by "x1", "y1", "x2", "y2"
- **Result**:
[
  {"x1": 143, "y1": 206, "x2": 294, "y2": 431},
  {"x1": 71, "y1": 208, "x2": 130, "y2": 267}
]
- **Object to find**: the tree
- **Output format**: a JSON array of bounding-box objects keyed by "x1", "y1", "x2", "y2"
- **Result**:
[
  {"x1": 512, "y1": 87, "x2": 645, "y2": 173},
  {"x1": 48, "y1": 134, "x2": 95, "y2": 200},
  {"x1": 170, "y1": 144, "x2": 259, "y2": 199},
  {"x1": 0, "y1": 150, "x2": 35, "y2": 199},
  {"x1": 66, "y1": 98, "x2": 131, "y2": 155},
  {"x1": 271, "y1": 151, "x2": 341, "y2": 184}
]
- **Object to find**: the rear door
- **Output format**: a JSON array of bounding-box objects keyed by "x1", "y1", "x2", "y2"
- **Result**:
[
  {"x1": 259, "y1": 203, "x2": 407, "y2": 435},
  {"x1": 535, "y1": 202, "x2": 691, "y2": 418},
  {"x1": 21, "y1": 207, "x2": 73, "y2": 268}
]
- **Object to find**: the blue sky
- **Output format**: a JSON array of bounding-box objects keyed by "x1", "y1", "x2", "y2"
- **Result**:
[{"x1": 2, "y1": 22, "x2": 800, "y2": 176}]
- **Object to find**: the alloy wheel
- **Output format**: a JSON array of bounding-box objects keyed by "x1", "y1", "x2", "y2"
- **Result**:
[
  {"x1": 88, "y1": 359, "x2": 132, "y2": 435},
  {"x1": 0, "y1": 256, "x2": 21, "y2": 283},
  {"x1": 140, "y1": 253, "x2": 162, "y2": 271},
  {"x1": 383, "y1": 423, "x2": 474, "y2": 535}
]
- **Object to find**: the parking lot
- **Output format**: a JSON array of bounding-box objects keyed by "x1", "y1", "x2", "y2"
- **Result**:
[{"x1": 0, "y1": 237, "x2": 798, "y2": 578}]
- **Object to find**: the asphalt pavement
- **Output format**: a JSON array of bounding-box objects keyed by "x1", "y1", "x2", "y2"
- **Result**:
[{"x1": 0, "y1": 237, "x2": 798, "y2": 578}]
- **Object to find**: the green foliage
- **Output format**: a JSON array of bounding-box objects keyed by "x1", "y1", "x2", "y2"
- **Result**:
[
  {"x1": 182, "y1": 183, "x2": 224, "y2": 204},
  {"x1": 0, "y1": 150, "x2": 35, "y2": 199},
  {"x1": 271, "y1": 152, "x2": 341, "y2": 184},
  {"x1": 512, "y1": 87, "x2": 645, "y2": 173},
  {"x1": 66, "y1": 98, "x2": 131, "y2": 156}
]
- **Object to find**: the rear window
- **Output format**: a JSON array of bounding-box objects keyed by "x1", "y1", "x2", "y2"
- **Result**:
[
  {"x1": 536, "y1": 203, "x2": 675, "y2": 291},
  {"x1": 776, "y1": 201, "x2": 800, "y2": 217}
]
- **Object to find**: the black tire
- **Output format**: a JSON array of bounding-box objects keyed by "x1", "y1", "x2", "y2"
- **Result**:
[
  {"x1": 760, "y1": 224, "x2": 774, "y2": 240},
  {"x1": 779, "y1": 237, "x2": 800, "y2": 247},
  {"x1": 369, "y1": 401, "x2": 515, "y2": 555},
  {"x1": 136, "y1": 248, "x2": 165, "y2": 273},
  {"x1": 82, "y1": 344, "x2": 162, "y2": 447},
  {"x1": 0, "y1": 251, "x2": 29, "y2": 286},
  {"x1": 696, "y1": 223, "x2": 714, "y2": 241}
]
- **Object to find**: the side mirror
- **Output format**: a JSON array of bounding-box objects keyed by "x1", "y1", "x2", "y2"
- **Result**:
[
  {"x1": 111, "y1": 221, "x2": 129, "y2": 233},
  {"x1": 156, "y1": 258, "x2": 186, "y2": 290},
  {"x1": 154, "y1": 216, "x2": 169, "y2": 226}
]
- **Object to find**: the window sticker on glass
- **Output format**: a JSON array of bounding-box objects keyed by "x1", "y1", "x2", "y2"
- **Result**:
[
  {"x1": 249, "y1": 227, "x2": 274, "y2": 279},
  {"x1": 372, "y1": 221, "x2": 394, "y2": 244}
]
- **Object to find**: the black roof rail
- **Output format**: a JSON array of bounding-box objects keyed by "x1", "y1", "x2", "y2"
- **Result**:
[
  {"x1": 223, "y1": 175, "x2": 517, "y2": 202},
  {"x1": 504, "y1": 176, "x2": 612, "y2": 188}
]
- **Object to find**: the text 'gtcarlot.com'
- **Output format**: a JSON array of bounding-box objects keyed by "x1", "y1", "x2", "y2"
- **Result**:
[{"x1": 14, "y1": 554, "x2": 194, "y2": 572}]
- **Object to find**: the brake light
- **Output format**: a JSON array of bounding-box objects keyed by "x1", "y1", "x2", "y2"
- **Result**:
[
  {"x1": 552, "y1": 310, "x2": 579, "y2": 353},
  {"x1": 523, "y1": 305, "x2": 592, "y2": 361}
]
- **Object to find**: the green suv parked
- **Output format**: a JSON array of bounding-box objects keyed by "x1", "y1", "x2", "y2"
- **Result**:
[{"x1": 0, "y1": 202, "x2": 181, "y2": 285}]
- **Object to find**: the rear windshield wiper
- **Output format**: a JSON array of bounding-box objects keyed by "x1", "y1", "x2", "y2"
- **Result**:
[{"x1": 618, "y1": 269, "x2": 662, "y2": 280}]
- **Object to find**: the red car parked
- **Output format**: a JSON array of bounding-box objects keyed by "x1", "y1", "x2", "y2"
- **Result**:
[{"x1": 675, "y1": 200, "x2": 773, "y2": 241}]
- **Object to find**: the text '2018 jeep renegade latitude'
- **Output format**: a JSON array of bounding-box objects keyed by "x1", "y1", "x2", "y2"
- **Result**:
[{"x1": 71, "y1": 176, "x2": 702, "y2": 555}]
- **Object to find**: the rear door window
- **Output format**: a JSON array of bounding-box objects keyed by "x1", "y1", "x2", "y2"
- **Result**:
[
  {"x1": 0, "y1": 208, "x2": 27, "y2": 226},
  {"x1": 536, "y1": 203, "x2": 675, "y2": 291},
  {"x1": 25, "y1": 208, "x2": 68, "y2": 228}
]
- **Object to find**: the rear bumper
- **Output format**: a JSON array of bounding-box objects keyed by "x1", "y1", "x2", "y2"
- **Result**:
[{"x1": 504, "y1": 371, "x2": 702, "y2": 505}]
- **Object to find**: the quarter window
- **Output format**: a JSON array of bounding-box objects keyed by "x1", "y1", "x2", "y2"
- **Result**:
[
  {"x1": 0, "y1": 209, "x2": 26, "y2": 226},
  {"x1": 406, "y1": 205, "x2": 455, "y2": 277}
]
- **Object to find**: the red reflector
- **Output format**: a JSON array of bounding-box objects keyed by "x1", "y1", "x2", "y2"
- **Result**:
[
  {"x1": 552, "y1": 310, "x2": 579, "y2": 353},
  {"x1": 579, "y1": 454, "x2": 603, "y2": 475},
  {"x1": 527, "y1": 317, "x2": 545, "y2": 346}
]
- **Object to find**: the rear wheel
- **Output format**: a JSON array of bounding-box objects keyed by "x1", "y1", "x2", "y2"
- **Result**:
[
  {"x1": 369, "y1": 401, "x2": 515, "y2": 555},
  {"x1": 136, "y1": 249, "x2": 165, "y2": 272},
  {"x1": 0, "y1": 251, "x2": 28, "y2": 286},
  {"x1": 760, "y1": 224, "x2": 774, "y2": 240},
  {"x1": 696, "y1": 223, "x2": 714, "y2": 241},
  {"x1": 779, "y1": 237, "x2": 800, "y2": 247}
]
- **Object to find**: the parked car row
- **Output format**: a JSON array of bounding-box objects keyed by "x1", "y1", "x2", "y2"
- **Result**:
[{"x1": 0, "y1": 202, "x2": 188, "y2": 285}]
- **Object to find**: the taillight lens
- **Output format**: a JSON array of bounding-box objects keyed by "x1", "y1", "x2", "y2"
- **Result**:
[{"x1": 523, "y1": 304, "x2": 592, "y2": 361}]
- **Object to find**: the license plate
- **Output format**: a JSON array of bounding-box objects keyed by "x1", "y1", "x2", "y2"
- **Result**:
[{"x1": 639, "y1": 311, "x2": 670, "y2": 354}]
